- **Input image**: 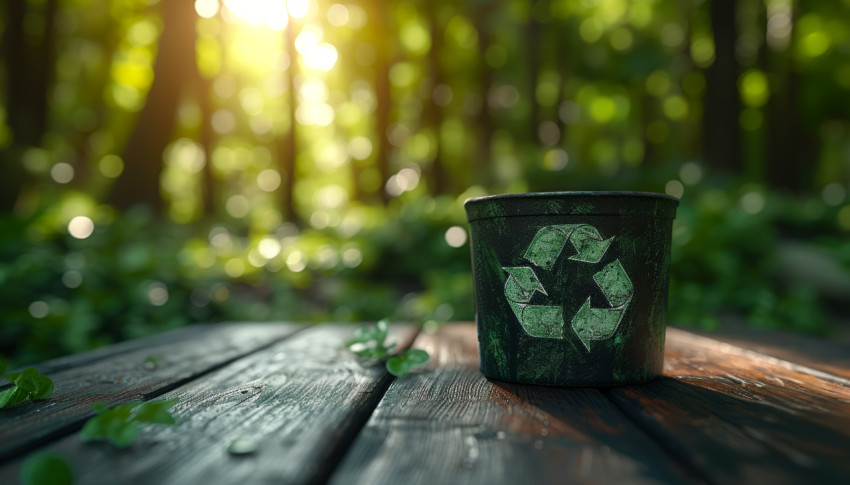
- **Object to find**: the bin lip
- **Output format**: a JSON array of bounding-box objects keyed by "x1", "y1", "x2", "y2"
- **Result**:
[{"x1": 464, "y1": 191, "x2": 679, "y2": 221}]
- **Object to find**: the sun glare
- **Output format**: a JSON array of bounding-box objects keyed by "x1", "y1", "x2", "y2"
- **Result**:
[{"x1": 221, "y1": 0, "x2": 291, "y2": 30}]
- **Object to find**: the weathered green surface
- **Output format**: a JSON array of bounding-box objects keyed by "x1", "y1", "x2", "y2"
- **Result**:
[{"x1": 465, "y1": 192, "x2": 678, "y2": 386}]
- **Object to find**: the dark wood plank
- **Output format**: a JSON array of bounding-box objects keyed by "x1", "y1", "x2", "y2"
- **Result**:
[
  {"x1": 0, "y1": 324, "x2": 419, "y2": 485},
  {"x1": 0, "y1": 323, "x2": 300, "y2": 463},
  {"x1": 604, "y1": 328, "x2": 850, "y2": 485},
  {"x1": 330, "y1": 324, "x2": 698, "y2": 484},
  {"x1": 4, "y1": 324, "x2": 216, "y2": 380}
]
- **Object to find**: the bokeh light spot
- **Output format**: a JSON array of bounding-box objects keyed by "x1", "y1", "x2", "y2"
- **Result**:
[
  {"x1": 822, "y1": 183, "x2": 846, "y2": 206},
  {"x1": 29, "y1": 301, "x2": 49, "y2": 319},
  {"x1": 68, "y1": 216, "x2": 95, "y2": 239},
  {"x1": 257, "y1": 169, "x2": 282, "y2": 192},
  {"x1": 98, "y1": 154, "x2": 124, "y2": 178},
  {"x1": 195, "y1": 0, "x2": 219, "y2": 19},
  {"x1": 327, "y1": 4, "x2": 349, "y2": 27},
  {"x1": 444, "y1": 226, "x2": 467, "y2": 248},
  {"x1": 51, "y1": 162, "x2": 75, "y2": 184},
  {"x1": 679, "y1": 162, "x2": 703, "y2": 185},
  {"x1": 665, "y1": 180, "x2": 684, "y2": 199},
  {"x1": 740, "y1": 192, "x2": 765, "y2": 214},
  {"x1": 147, "y1": 282, "x2": 169, "y2": 306}
]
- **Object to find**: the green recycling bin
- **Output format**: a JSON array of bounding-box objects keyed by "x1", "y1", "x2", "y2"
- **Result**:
[{"x1": 464, "y1": 191, "x2": 679, "y2": 386}]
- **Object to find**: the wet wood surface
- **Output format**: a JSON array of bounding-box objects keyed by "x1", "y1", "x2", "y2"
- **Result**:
[
  {"x1": 1, "y1": 322, "x2": 849, "y2": 484},
  {"x1": 0, "y1": 323, "x2": 300, "y2": 462}
]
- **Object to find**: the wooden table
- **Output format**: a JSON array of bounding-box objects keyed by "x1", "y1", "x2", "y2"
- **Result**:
[{"x1": 1, "y1": 322, "x2": 849, "y2": 484}]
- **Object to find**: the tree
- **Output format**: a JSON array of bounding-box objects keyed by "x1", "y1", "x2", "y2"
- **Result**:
[
  {"x1": 109, "y1": 0, "x2": 197, "y2": 212},
  {"x1": 1, "y1": 0, "x2": 57, "y2": 211},
  {"x1": 702, "y1": 0, "x2": 742, "y2": 175}
]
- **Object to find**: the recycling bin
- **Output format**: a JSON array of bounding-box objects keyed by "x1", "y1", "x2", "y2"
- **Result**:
[{"x1": 464, "y1": 191, "x2": 679, "y2": 386}]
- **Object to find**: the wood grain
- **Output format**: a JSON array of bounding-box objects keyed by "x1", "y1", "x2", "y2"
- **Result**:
[
  {"x1": 604, "y1": 327, "x2": 850, "y2": 484},
  {"x1": 0, "y1": 323, "x2": 300, "y2": 463},
  {"x1": 331, "y1": 324, "x2": 698, "y2": 485},
  {"x1": 4, "y1": 324, "x2": 216, "y2": 381},
  {"x1": 685, "y1": 326, "x2": 850, "y2": 381},
  {"x1": 0, "y1": 324, "x2": 419, "y2": 485}
]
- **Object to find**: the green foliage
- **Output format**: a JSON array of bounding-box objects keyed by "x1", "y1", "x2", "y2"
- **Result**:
[
  {"x1": 80, "y1": 399, "x2": 178, "y2": 449},
  {"x1": 1, "y1": 0, "x2": 848, "y2": 368},
  {"x1": 668, "y1": 186, "x2": 833, "y2": 335},
  {"x1": 386, "y1": 349, "x2": 430, "y2": 377},
  {"x1": 0, "y1": 367, "x2": 54, "y2": 408},
  {"x1": 20, "y1": 452, "x2": 74, "y2": 485},
  {"x1": 346, "y1": 319, "x2": 396, "y2": 359}
]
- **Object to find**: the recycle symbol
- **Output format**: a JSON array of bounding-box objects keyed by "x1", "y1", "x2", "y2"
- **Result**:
[{"x1": 502, "y1": 224, "x2": 634, "y2": 351}]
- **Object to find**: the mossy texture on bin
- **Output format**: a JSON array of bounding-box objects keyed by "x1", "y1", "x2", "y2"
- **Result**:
[{"x1": 465, "y1": 192, "x2": 678, "y2": 386}]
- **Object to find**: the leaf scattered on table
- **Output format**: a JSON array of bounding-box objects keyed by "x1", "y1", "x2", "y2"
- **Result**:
[
  {"x1": 346, "y1": 319, "x2": 396, "y2": 359},
  {"x1": 80, "y1": 399, "x2": 179, "y2": 448},
  {"x1": 0, "y1": 367, "x2": 54, "y2": 409},
  {"x1": 20, "y1": 452, "x2": 74, "y2": 485},
  {"x1": 386, "y1": 348, "x2": 430, "y2": 377},
  {"x1": 347, "y1": 320, "x2": 430, "y2": 377}
]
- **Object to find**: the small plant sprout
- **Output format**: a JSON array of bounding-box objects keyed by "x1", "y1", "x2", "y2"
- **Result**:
[
  {"x1": 346, "y1": 319, "x2": 396, "y2": 359},
  {"x1": 346, "y1": 320, "x2": 430, "y2": 377}
]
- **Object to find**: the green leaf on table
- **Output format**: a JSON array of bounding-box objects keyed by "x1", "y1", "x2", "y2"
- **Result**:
[
  {"x1": 132, "y1": 398, "x2": 178, "y2": 425},
  {"x1": 0, "y1": 387, "x2": 30, "y2": 408},
  {"x1": 346, "y1": 319, "x2": 396, "y2": 359},
  {"x1": 20, "y1": 452, "x2": 74, "y2": 485},
  {"x1": 0, "y1": 367, "x2": 54, "y2": 409},
  {"x1": 386, "y1": 348, "x2": 430, "y2": 377},
  {"x1": 80, "y1": 399, "x2": 178, "y2": 448}
]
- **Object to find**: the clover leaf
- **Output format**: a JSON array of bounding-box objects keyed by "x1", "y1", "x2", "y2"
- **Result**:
[
  {"x1": 346, "y1": 320, "x2": 430, "y2": 378},
  {"x1": 0, "y1": 367, "x2": 54, "y2": 409},
  {"x1": 346, "y1": 319, "x2": 396, "y2": 359},
  {"x1": 20, "y1": 452, "x2": 74, "y2": 485},
  {"x1": 386, "y1": 349, "x2": 430, "y2": 377},
  {"x1": 80, "y1": 398, "x2": 178, "y2": 448}
]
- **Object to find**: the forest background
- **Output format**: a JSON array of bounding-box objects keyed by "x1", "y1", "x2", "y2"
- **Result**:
[{"x1": 2, "y1": 0, "x2": 850, "y2": 365}]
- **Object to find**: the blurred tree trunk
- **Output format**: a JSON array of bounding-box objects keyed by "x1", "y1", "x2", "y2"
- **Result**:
[
  {"x1": 640, "y1": 91, "x2": 657, "y2": 165},
  {"x1": 109, "y1": 0, "x2": 196, "y2": 212},
  {"x1": 373, "y1": 8, "x2": 392, "y2": 204},
  {"x1": 424, "y1": 1, "x2": 446, "y2": 195},
  {"x1": 765, "y1": 0, "x2": 811, "y2": 192},
  {"x1": 554, "y1": 17, "x2": 571, "y2": 141},
  {"x1": 196, "y1": 71, "x2": 215, "y2": 216},
  {"x1": 279, "y1": 23, "x2": 299, "y2": 223},
  {"x1": 473, "y1": 6, "x2": 494, "y2": 188},
  {"x1": 702, "y1": 0, "x2": 741, "y2": 175},
  {"x1": 525, "y1": 0, "x2": 541, "y2": 142},
  {"x1": 1, "y1": 0, "x2": 56, "y2": 211}
]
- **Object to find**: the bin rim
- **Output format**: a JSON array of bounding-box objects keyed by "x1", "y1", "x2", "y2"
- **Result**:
[{"x1": 464, "y1": 191, "x2": 679, "y2": 222}]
